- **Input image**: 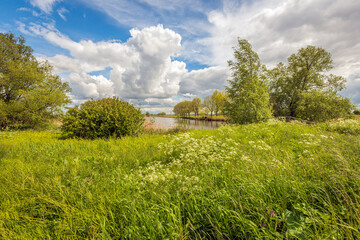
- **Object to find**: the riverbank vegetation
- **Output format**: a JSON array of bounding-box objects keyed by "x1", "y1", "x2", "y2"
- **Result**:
[
  {"x1": 1, "y1": 119, "x2": 360, "y2": 238},
  {"x1": 173, "y1": 91, "x2": 226, "y2": 118}
]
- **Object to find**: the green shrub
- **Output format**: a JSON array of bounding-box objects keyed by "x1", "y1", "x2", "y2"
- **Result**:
[
  {"x1": 295, "y1": 91, "x2": 354, "y2": 122},
  {"x1": 61, "y1": 97, "x2": 144, "y2": 139}
]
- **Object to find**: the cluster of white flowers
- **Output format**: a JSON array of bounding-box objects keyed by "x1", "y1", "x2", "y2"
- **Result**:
[
  {"x1": 298, "y1": 133, "x2": 322, "y2": 147},
  {"x1": 296, "y1": 132, "x2": 333, "y2": 158},
  {"x1": 248, "y1": 140, "x2": 272, "y2": 151},
  {"x1": 241, "y1": 155, "x2": 251, "y2": 162},
  {"x1": 125, "y1": 128, "x2": 241, "y2": 190},
  {"x1": 159, "y1": 131, "x2": 239, "y2": 165},
  {"x1": 324, "y1": 119, "x2": 360, "y2": 134}
]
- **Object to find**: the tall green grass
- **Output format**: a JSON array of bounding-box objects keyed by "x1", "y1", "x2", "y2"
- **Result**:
[{"x1": 1, "y1": 119, "x2": 360, "y2": 239}]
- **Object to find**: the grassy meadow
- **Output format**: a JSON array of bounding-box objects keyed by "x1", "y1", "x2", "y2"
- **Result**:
[{"x1": 1, "y1": 119, "x2": 360, "y2": 239}]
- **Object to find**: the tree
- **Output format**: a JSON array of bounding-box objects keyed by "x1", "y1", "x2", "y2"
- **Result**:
[
  {"x1": 268, "y1": 45, "x2": 352, "y2": 121},
  {"x1": 173, "y1": 103, "x2": 180, "y2": 116},
  {"x1": 0, "y1": 33, "x2": 70, "y2": 130},
  {"x1": 173, "y1": 101, "x2": 192, "y2": 117},
  {"x1": 211, "y1": 90, "x2": 225, "y2": 116},
  {"x1": 192, "y1": 97, "x2": 201, "y2": 116},
  {"x1": 182, "y1": 101, "x2": 193, "y2": 116},
  {"x1": 203, "y1": 95, "x2": 215, "y2": 117},
  {"x1": 224, "y1": 39, "x2": 272, "y2": 124}
]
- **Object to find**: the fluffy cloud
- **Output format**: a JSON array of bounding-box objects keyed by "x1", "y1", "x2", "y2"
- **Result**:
[
  {"x1": 200, "y1": 0, "x2": 358, "y2": 66},
  {"x1": 46, "y1": 55, "x2": 105, "y2": 73},
  {"x1": 179, "y1": 66, "x2": 229, "y2": 98},
  {"x1": 68, "y1": 73, "x2": 114, "y2": 100},
  {"x1": 23, "y1": 23, "x2": 199, "y2": 104}
]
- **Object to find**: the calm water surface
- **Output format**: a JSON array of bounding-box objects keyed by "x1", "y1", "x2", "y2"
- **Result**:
[{"x1": 145, "y1": 117, "x2": 223, "y2": 130}]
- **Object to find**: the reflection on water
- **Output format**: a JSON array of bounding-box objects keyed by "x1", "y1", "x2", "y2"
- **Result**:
[{"x1": 145, "y1": 117, "x2": 223, "y2": 130}]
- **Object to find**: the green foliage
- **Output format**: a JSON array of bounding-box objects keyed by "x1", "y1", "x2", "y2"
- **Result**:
[
  {"x1": 268, "y1": 45, "x2": 352, "y2": 121},
  {"x1": 225, "y1": 39, "x2": 272, "y2": 124},
  {"x1": 173, "y1": 93, "x2": 222, "y2": 118},
  {"x1": 61, "y1": 97, "x2": 144, "y2": 139},
  {"x1": 296, "y1": 91, "x2": 353, "y2": 122},
  {"x1": 192, "y1": 97, "x2": 201, "y2": 116},
  {"x1": 354, "y1": 110, "x2": 360, "y2": 115},
  {"x1": 173, "y1": 100, "x2": 193, "y2": 117},
  {"x1": 203, "y1": 95, "x2": 215, "y2": 116},
  {"x1": 1, "y1": 120, "x2": 360, "y2": 238},
  {"x1": 157, "y1": 112, "x2": 166, "y2": 116},
  {"x1": 0, "y1": 33, "x2": 71, "y2": 130},
  {"x1": 211, "y1": 90, "x2": 225, "y2": 116}
]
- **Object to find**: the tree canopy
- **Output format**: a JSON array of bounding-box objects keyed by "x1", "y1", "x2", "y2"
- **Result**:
[
  {"x1": 192, "y1": 97, "x2": 201, "y2": 116},
  {"x1": 203, "y1": 95, "x2": 215, "y2": 117},
  {"x1": 172, "y1": 91, "x2": 225, "y2": 118},
  {"x1": 0, "y1": 33, "x2": 71, "y2": 130},
  {"x1": 268, "y1": 45, "x2": 352, "y2": 121},
  {"x1": 224, "y1": 39, "x2": 272, "y2": 124},
  {"x1": 211, "y1": 90, "x2": 225, "y2": 116},
  {"x1": 173, "y1": 101, "x2": 193, "y2": 117}
]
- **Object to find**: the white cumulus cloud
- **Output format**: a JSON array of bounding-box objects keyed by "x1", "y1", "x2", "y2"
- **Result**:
[
  {"x1": 23, "y1": 23, "x2": 224, "y2": 104},
  {"x1": 179, "y1": 66, "x2": 229, "y2": 99},
  {"x1": 68, "y1": 73, "x2": 114, "y2": 99}
]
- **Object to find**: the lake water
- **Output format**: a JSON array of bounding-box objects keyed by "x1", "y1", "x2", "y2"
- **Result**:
[{"x1": 145, "y1": 117, "x2": 223, "y2": 130}]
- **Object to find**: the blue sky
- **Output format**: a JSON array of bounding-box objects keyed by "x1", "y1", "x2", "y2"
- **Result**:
[{"x1": 1, "y1": 0, "x2": 360, "y2": 113}]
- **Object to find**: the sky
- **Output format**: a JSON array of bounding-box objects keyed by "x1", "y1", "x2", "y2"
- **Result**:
[{"x1": 1, "y1": 0, "x2": 360, "y2": 113}]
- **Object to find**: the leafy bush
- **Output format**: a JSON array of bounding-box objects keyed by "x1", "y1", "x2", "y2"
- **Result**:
[
  {"x1": 61, "y1": 97, "x2": 144, "y2": 139},
  {"x1": 295, "y1": 91, "x2": 353, "y2": 122}
]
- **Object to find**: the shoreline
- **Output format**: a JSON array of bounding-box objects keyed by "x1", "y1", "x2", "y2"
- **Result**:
[{"x1": 151, "y1": 115, "x2": 227, "y2": 122}]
